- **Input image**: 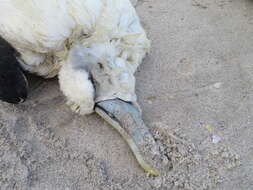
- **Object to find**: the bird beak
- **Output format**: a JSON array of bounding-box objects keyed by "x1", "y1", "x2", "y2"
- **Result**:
[{"x1": 95, "y1": 99, "x2": 161, "y2": 176}]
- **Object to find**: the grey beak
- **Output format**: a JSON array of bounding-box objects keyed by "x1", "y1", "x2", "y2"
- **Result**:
[{"x1": 95, "y1": 99, "x2": 160, "y2": 176}]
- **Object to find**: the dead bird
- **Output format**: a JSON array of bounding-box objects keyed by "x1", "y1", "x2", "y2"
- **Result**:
[{"x1": 0, "y1": 0, "x2": 162, "y2": 175}]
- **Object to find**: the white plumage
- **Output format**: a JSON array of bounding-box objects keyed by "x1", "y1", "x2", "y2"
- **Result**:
[{"x1": 0, "y1": 0, "x2": 150, "y2": 115}]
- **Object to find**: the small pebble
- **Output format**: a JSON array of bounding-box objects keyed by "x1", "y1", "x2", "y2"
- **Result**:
[
  {"x1": 213, "y1": 82, "x2": 222, "y2": 89},
  {"x1": 151, "y1": 177, "x2": 162, "y2": 188},
  {"x1": 212, "y1": 135, "x2": 221, "y2": 144},
  {"x1": 204, "y1": 124, "x2": 213, "y2": 132},
  {"x1": 221, "y1": 152, "x2": 229, "y2": 158},
  {"x1": 162, "y1": 156, "x2": 169, "y2": 165},
  {"x1": 148, "y1": 100, "x2": 153, "y2": 104}
]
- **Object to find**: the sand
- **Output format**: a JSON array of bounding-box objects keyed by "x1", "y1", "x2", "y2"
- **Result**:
[{"x1": 0, "y1": 0, "x2": 253, "y2": 189}]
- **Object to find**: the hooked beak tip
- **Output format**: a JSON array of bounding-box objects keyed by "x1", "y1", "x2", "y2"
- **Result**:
[{"x1": 95, "y1": 99, "x2": 161, "y2": 175}]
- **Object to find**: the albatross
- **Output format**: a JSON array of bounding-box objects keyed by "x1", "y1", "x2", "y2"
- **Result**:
[{"x1": 0, "y1": 0, "x2": 162, "y2": 175}]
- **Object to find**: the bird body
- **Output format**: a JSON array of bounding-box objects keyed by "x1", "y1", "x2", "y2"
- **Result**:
[{"x1": 0, "y1": 0, "x2": 150, "y2": 114}]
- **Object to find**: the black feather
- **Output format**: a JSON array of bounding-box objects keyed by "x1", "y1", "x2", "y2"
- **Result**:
[{"x1": 0, "y1": 36, "x2": 28, "y2": 104}]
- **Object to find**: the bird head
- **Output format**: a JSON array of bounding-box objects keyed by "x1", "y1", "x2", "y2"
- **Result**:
[{"x1": 68, "y1": 43, "x2": 161, "y2": 175}]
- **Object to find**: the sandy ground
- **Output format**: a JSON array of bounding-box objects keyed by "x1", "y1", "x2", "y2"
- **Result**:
[{"x1": 1, "y1": 0, "x2": 253, "y2": 189}]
